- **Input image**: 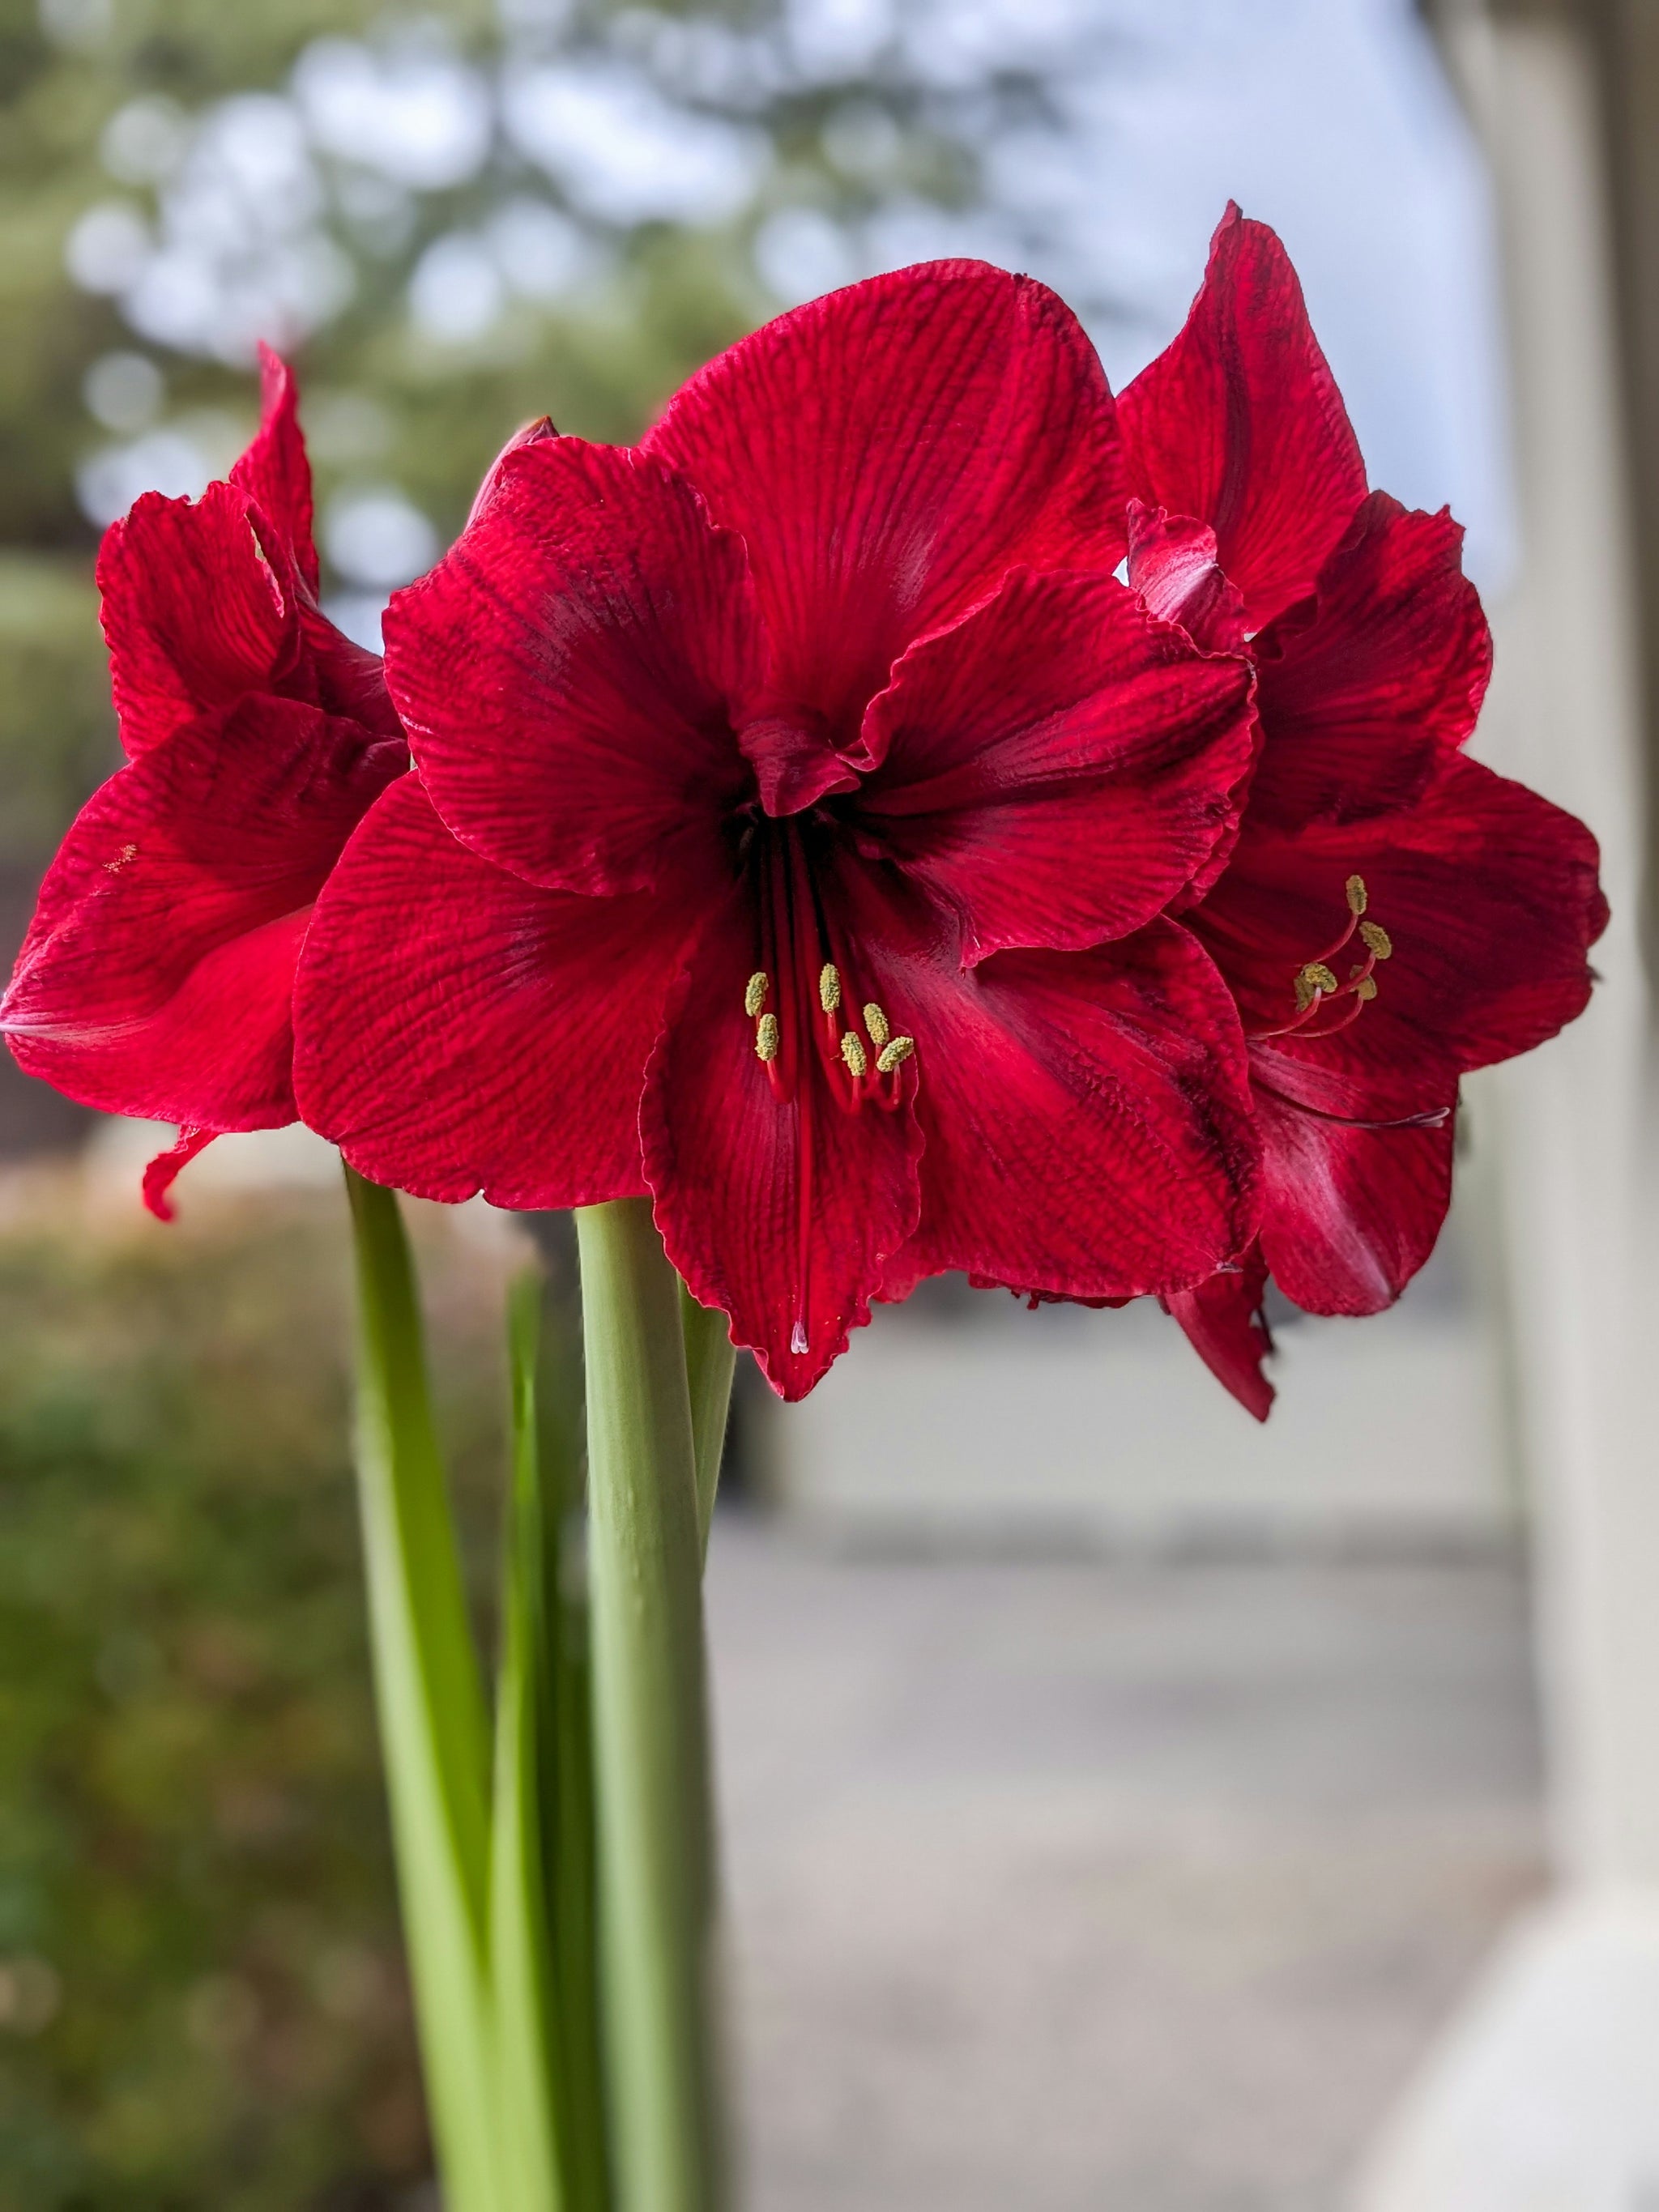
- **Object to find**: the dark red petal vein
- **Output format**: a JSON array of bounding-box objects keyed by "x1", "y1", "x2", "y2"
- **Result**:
[
  {"x1": 860, "y1": 566, "x2": 1256, "y2": 962},
  {"x1": 644, "y1": 259, "x2": 1128, "y2": 744},
  {"x1": 385, "y1": 438, "x2": 761, "y2": 897},
  {"x1": 294, "y1": 774, "x2": 692, "y2": 1208}
]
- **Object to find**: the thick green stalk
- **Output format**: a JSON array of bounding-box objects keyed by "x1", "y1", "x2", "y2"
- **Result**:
[
  {"x1": 680, "y1": 1286, "x2": 737, "y2": 1559},
  {"x1": 489, "y1": 1272, "x2": 565, "y2": 2212},
  {"x1": 343, "y1": 1166, "x2": 499, "y2": 2212},
  {"x1": 532, "y1": 1244, "x2": 611, "y2": 2212},
  {"x1": 577, "y1": 1200, "x2": 723, "y2": 2212}
]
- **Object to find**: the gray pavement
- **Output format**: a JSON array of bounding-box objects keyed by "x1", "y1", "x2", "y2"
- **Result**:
[{"x1": 704, "y1": 1524, "x2": 1546, "y2": 2212}]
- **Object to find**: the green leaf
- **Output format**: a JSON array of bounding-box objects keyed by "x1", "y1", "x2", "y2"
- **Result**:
[
  {"x1": 578, "y1": 1200, "x2": 726, "y2": 2212},
  {"x1": 343, "y1": 1166, "x2": 500, "y2": 2212}
]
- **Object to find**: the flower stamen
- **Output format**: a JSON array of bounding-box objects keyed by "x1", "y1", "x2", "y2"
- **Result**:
[{"x1": 1249, "y1": 875, "x2": 1397, "y2": 1042}]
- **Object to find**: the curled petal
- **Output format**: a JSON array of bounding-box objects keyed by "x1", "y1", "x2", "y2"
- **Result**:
[
  {"x1": 644, "y1": 259, "x2": 1127, "y2": 745},
  {"x1": 1, "y1": 697, "x2": 399, "y2": 1128},
  {"x1": 228, "y1": 345, "x2": 319, "y2": 593},
  {"x1": 1119, "y1": 204, "x2": 1367, "y2": 631},
  {"x1": 98, "y1": 484, "x2": 298, "y2": 758},
  {"x1": 860, "y1": 566, "x2": 1256, "y2": 962},
  {"x1": 1248, "y1": 493, "x2": 1492, "y2": 829},
  {"x1": 385, "y1": 439, "x2": 761, "y2": 895},
  {"x1": 1125, "y1": 502, "x2": 1247, "y2": 654},
  {"x1": 1164, "y1": 1244, "x2": 1276, "y2": 1421},
  {"x1": 143, "y1": 1127, "x2": 216, "y2": 1222},
  {"x1": 294, "y1": 775, "x2": 693, "y2": 1208}
]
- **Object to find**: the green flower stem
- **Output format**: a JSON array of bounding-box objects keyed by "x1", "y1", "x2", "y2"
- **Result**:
[
  {"x1": 577, "y1": 1200, "x2": 723, "y2": 2212},
  {"x1": 489, "y1": 1272, "x2": 566, "y2": 2212},
  {"x1": 343, "y1": 1166, "x2": 499, "y2": 2212},
  {"x1": 535, "y1": 1258, "x2": 611, "y2": 2212},
  {"x1": 680, "y1": 1286, "x2": 737, "y2": 1559}
]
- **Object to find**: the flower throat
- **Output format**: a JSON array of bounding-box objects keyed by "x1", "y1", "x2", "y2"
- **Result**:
[{"x1": 737, "y1": 816, "x2": 915, "y2": 1356}]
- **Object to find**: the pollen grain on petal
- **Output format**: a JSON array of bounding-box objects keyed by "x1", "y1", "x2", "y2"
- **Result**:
[
  {"x1": 819, "y1": 962, "x2": 842, "y2": 1013},
  {"x1": 755, "y1": 1012, "x2": 780, "y2": 1062},
  {"x1": 876, "y1": 1035, "x2": 915, "y2": 1073},
  {"x1": 1359, "y1": 920, "x2": 1393, "y2": 960},
  {"x1": 840, "y1": 1030, "x2": 868, "y2": 1077},
  {"x1": 744, "y1": 970, "x2": 770, "y2": 1017},
  {"x1": 1346, "y1": 873, "x2": 1368, "y2": 915},
  {"x1": 105, "y1": 843, "x2": 138, "y2": 873},
  {"x1": 862, "y1": 1000, "x2": 890, "y2": 1048}
]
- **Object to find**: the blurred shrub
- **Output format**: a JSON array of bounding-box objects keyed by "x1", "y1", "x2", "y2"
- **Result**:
[
  {"x1": 0, "y1": 557, "x2": 115, "y2": 871},
  {"x1": 0, "y1": 1183, "x2": 522, "y2": 2210}
]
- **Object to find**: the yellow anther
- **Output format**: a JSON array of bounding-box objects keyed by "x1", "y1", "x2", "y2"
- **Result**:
[
  {"x1": 863, "y1": 1001, "x2": 890, "y2": 1049},
  {"x1": 876, "y1": 1036, "x2": 915, "y2": 1074},
  {"x1": 744, "y1": 970, "x2": 770, "y2": 1017},
  {"x1": 819, "y1": 962, "x2": 842, "y2": 1013},
  {"x1": 755, "y1": 1013, "x2": 779, "y2": 1062},
  {"x1": 1302, "y1": 961, "x2": 1340, "y2": 995},
  {"x1": 1354, "y1": 975, "x2": 1379, "y2": 1002},
  {"x1": 841, "y1": 1031, "x2": 868, "y2": 1078},
  {"x1": 1346, "y1": 874, "x2": 1368, "y2": 915},
  {"x1": 1359, "y1": 920, "x2": 1392, "y2": 960},
  {"x1": 1294, "y1": 974, "x2": 1317, "y2": 1013}
]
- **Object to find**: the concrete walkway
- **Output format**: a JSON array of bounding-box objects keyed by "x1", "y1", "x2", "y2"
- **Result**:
[{"x1": 705, "y1": 1527, "x2": 1545, "y2": 2212}]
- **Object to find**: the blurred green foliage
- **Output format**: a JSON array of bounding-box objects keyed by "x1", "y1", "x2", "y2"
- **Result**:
[
  {"x1": 0, "y1": 1187, "x2": 518, "y2": 2210},
  {"x1": 0, "y1": 560, "x2": 115, "y2": 873}
]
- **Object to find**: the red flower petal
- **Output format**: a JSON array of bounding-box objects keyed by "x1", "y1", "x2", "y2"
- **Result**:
[
  {"x1": 143, "y1": 1127, "x2": 217, "y2": 1222},
  {"x1": 294, "y1": 775, "x2": 693, "y2": 1208},
  {"x1": 1164, "y1": 1243, "x2": 1276, "y2": 1421},
  {"x1": 1195, "y1": 749, "x2": 1607, "y2": 1093},
  {"x1": 1247, "y1": 493, "x2": 1492, "y2": 829},
  {"x1": 98, "y1": 484, "x2": 299, "y2": 758},
  {"x1": 1118, "y1": 205, "x2": 1367, "y2": 632},
  {"x1": 228, "y1": 345, "x2": 320, "y2": 595},
  {"x1": 464, "y1": 413, "x2": 557, "y2": 529},
  {"x1": 1253, "y1": 1074, "x2": 1456, "y2": 1315},
  {"x1": 297, "y1": 602, "x2": 405, "y2": 741},
  {"x1": 859, "y1": 566, "x2": 1257, "y2": 963},
  {"x1": 641, "y1": 879, "x2": 924, "y2": 1400},
  {"x1": 2, "y1": 698, "x2": 396, "y2": 1127},
  {"x1": 1125, "y1": 502, "x2": 1247, "y2": 654},
  {"x1": 868, "y1": 901, "x2": 1260, "y2": 1302},
  {"x1": 384, "y1": 439, "x2": 761, "y2": 894},
  {"x1": 643, "y1": 261, "x2": 1128, "y2": 745}
]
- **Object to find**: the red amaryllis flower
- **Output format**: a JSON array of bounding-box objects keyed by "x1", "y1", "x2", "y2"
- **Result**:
[
  {"x1": 1115, "y1": 207, "x2": 1606, "y2": 1416},
  {"x1": 294, "y1": 262, "x2": 1264, "y2": 1396},
  {"x1": 1, "y1": 348, "x2": 407, "y2": 1216}
]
